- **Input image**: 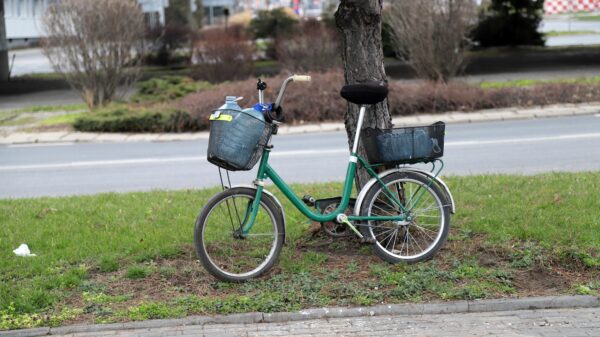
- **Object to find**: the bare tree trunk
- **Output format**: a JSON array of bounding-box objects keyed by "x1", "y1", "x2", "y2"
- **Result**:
[
  {"x1": 0, "y1": 0, "x2": 9, "y2": 82},
  {"x1": 335, "y1": 0, "x2": 392, "y2": 189}
]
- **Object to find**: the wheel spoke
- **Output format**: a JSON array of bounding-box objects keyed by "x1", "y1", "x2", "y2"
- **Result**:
[
  {"x1": 365, "y1": 173, "x2": 448, "y2": 261},
  {"x1": 198, "y1": 192, "x2": 280, "y2": 280}
]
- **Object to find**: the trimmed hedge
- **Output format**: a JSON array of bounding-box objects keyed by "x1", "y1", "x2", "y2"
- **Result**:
[
  {"x1": 75, "y1": 71, "x2": 600, "y2": 133},
  {"x1": 73, "y1": 106, "x2": 203, "y2": 133},
  {"x1": 179, "y1": 70, "x2": 600, "y2": 125},
  {"x1": 130, "y1": 76, "x2": 212, "y2": 103}
]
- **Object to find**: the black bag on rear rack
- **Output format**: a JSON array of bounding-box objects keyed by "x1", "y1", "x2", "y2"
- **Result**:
[
  {"x1": 362, "y1": 122, "x2": 445, "y2": 165},
  {"x1": 207, "y1": 97, "x2": 272, "y2": 171}
]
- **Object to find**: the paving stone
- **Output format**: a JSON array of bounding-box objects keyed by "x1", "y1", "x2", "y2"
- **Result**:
[{"x1": 0, "y1": 327, "x2": 50, "y2": 337}]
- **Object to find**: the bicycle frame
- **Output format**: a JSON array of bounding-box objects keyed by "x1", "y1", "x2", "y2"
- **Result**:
[{"x1": 240, "y1": 105, "x2": 443, "y2": 236}]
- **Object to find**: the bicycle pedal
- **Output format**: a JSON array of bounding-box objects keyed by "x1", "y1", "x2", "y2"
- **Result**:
[
  {"x1": 360, "y1": 237, "x2": 375, "y2": 244},
  {"x1": 302, "y1": 195, "x2": 316, "y2": 207}
]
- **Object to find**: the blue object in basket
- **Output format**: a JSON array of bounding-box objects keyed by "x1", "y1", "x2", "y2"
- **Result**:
[{"x1": 207, "y1": 96, "x2": 271, "y2": 171}]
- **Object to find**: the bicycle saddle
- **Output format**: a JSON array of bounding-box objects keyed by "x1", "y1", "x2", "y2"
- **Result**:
[{"x1": 340, "y1": 82, "x2": 389, "y2": 105}]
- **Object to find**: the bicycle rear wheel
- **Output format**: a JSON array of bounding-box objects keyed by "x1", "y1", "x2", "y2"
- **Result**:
[
  {"x1": 359, "y1": 171, "x2": 450, "y2": 263},
  {"x1": 194, "y1": 187, "x2": 284, "y2": 282}
]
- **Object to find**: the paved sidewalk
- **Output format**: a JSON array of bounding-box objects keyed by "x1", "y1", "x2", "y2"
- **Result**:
[
  {"x1": 1, "y1": 103, "x2": 599, "y2": 145},
  {"x1": 51, "y1": 307, "x2": 600, "y2": 337},
  {"x1": 3, "y1": 296, "x2": 599, "y2": 337}
]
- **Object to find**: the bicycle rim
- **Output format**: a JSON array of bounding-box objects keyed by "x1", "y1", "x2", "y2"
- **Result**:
[
  {"x1": 201, "y1": 194, "x2": 279, "y2": 278},
  {"x1": 367, "y1": 177, "x2": 445, "y2": 260}
]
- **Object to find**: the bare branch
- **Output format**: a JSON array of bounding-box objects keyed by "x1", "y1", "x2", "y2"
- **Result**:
[
  {"x1": 385, "y1": 0, "x2": 477, "y2": 82},
  {"x1": 41, "y1": 0, "x2": 145, "y2": 108}
]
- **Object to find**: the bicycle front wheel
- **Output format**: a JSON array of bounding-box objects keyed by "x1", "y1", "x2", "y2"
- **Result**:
[
  {"x1": 359, "y1": 171, "x2": 450, "y2": 263},
  {"x1": 194, "y1": 187, "x2": 284, "y2": 282}
]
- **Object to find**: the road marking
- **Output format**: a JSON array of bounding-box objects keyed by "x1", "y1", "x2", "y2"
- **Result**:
[
  {"x1": 446, "y1": 133, "x2": 600, "y2": 147},
  {"x1": 0, "y1": 149, "x2": 349, "y2": 171},
  {"x1": 7, "y1": 142, "x2": 74, "y2": 148},
  {"x1": 1, "y1": 132, "x2": 599, "y2": 172}
]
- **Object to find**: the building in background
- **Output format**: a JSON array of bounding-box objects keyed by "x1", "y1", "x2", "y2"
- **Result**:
[
  {"x1": 3, "y1": 0, "x2": 170, "y2": 45},
  {"x1": 139, "y1": 0, "x2": 170, "y2": 28},
  {"x1": 204, "y1": 0, "x2": 236, "y2": 25},
  {"x1": 204, "y1": 0, "x2": 335, "y2": 26}
]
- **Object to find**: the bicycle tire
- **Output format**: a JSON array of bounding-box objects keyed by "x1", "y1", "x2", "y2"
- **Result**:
[
  {"x1": 359, "y1": 171, "x2": 450, "y2": 263},
  {"x1": 194, "y1": 187, "x2": 285, "y2": 282}
]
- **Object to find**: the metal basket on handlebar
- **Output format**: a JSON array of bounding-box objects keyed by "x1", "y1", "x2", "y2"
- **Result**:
[
  {"x1": 362, "y1": 122, "x2": 445, "y2": 165},
  {"x1": 207, "y1": 99, "x2": 272, "y2": 171}
]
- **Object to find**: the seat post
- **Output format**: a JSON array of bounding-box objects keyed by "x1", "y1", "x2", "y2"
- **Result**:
[{"x1": 352, "y1": 105, "x2": 367, "y2": 155}]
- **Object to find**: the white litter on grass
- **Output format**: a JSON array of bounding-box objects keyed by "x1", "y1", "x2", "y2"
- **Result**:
[{"x1": 13, "y1": 244, "x2": 36, "y2": 257}]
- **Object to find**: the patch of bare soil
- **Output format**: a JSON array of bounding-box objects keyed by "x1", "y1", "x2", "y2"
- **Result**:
[
  {"x1": 60, "y1": 230, "x2": 598, "y2": 326},
  {"x1": 512, "y1": 267, "x2": 571, "y2": 296}
]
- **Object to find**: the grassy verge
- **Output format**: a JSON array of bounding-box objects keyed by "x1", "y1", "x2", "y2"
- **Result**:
[
  {"x1": 10, "y1": 104, "x2": 88, "y2": 114},
  {"x1": 1, "y1": 174, "x2": 599, "y2": 330},
  {"x1": 576, "y1": 15, "x2": 600, "y2": 22},
  {"x1": 479, "y1": 75, "x2": 600, "y2": 89},
  {"x1": 545, "y1": 30, "x2": 599, "y2": 37}
]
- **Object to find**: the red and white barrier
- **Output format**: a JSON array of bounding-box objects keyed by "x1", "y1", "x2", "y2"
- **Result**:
[{"x1": 544, "y1": 0, "x2": 600, "y2": 15}]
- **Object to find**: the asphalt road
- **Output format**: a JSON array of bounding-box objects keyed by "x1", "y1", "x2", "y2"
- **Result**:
[
  {"x1": 1, "y1": 115, "x2": 599, "y2": 199},
  {"x1": 541, "y1": 18, "x2": 600, "y2": 47}
]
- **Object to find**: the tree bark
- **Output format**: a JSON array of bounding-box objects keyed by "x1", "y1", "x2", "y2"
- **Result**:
[
  {"x1": 335, "y1": 0, "x2": 392, "y2": 189},
  {"x1": 0, "y1": 0, "x2": 9, "y2": 82}
]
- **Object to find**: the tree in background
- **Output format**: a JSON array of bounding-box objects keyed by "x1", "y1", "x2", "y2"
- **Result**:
[
  {"x1": 248, "y1": 8, "x2": 298, "y2": 39},
  {"x1": 335, "y1": 0, "x2": 392, "y2": 188},
  {"x1": 42, "y1": 0, "x2": 145, "y2": 108},
  {"x1": 149, "y1": 0, "x2": 203, "y2": 66},
  {"x1": 192, "y1": 26, "x2": 254, "y2": 83},
  {"x1": 385, "y1": 0, "x2": 477, "y2": 83},
  {"x1": 472, "y1": 0, "x2": 545, "y2": 47},
  {"x1": 165, "y1": 0, "x2": 204, "y2": 30},
  {"x1": 276, "y1": 19, "x2": 340, "y2": 72}
]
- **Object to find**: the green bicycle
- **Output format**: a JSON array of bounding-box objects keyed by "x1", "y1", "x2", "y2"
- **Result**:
[{"x1": 194, "y1": 75, "x2": 456, "y2": 282}]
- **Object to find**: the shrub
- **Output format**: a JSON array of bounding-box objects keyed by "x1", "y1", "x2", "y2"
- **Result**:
[
  {"x1": 145, "y1": 23, "x2": 195, "y2": 66},
  {"x1": 248, "y1": 8, "x2": 299, "y2": 39},
  {"x1": 177, "y1": 71, "x2": 346, "y2": 125},
  {"x1": 388, "y1": 81, "x2": 600, "y2": 116},
  {"x1": 473, "y1": 0, "x2": 545, "y2": 47},
  {"x1": 276, "y1": 19, "x2": 341, "y2": 72},
  {"x1": 130, "y1": 76, "x2": 212, "y2": 103},
  {"x1": 385, "y1": 0, "x2": 477, "y2": 82},
  {"x1": 179, "y1": 70, "x2": 600, "y2": 125},
  {"x1": 74, "y1": 105, "x2": 204, "y2": 133},
  {"x1": 42, "y1": 0, "x2": 145, "y2": 108},
  {"x1": 191, "y1": 26, "x2": 254, "y2": 83}
]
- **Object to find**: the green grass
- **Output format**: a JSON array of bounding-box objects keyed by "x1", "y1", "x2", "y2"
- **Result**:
[
  {"x1": 0, "y1": 115, "x2": 36, "y2": 127},
  {"x1": 11, "y1": 104, "x2": 88, "y2": 114},
  {"x1": 576, "y1": 15, "x2": 600, "y2": 21},
  {"x1": 479, "y1": 75, "x2": 600, "y2": 89},
  {"x1": 0, "y1": 173, "x2": 598, "y2": 329},
  {"x1": 39, "y1": 113, "x2": 86, "y2": 127},
  {"x1": 12, "y1": 73, "x2": 66, "y2": 81},
  {"x1": 545, "y1": 30, "x2": 599, "y2": 37}
]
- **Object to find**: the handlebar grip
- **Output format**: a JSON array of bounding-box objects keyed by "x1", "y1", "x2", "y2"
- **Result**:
[{"x1": 292, "y1": 75, "x2": 311, "y2": 82}]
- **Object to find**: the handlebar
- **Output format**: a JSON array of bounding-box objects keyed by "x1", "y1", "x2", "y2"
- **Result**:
[
  {"x1": 292, "y1": 75, "x2": 312, "y2": 82},
  {"x1": 273, "y1": 74, "x2": 311, "y2": 110}
]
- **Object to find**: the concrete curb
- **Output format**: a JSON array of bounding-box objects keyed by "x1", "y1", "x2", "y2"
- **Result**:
[
  {"x1": 1, "y1": 103, "x2": 599, "y2": 145},
  {"x1": 2, "y1": 295, "x2": 599, "y2": 337}
]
